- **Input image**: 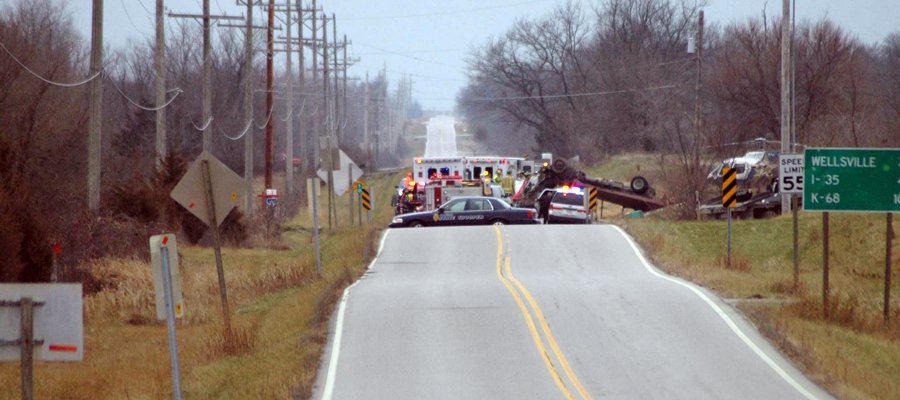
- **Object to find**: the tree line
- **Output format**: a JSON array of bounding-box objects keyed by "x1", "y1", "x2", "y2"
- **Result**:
[
  {"x1": 0, "y1": 0, "x2": 416, "y2": 282},
  {"x1": 458, "y1": 0, "x2": 899, "y2": 208}
]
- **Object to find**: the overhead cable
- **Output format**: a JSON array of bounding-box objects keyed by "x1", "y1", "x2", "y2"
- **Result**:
[
  {"x1": 255, "y1": 107, "x2": 274, "y2": 129},
  {"x1": 342, "y1": 0, "x2": 551, "y2": 21},
  {"x1": 220, "y1": 120, "x2": 253, "y2": 141},
  {"x1": 191, "y1": 116, "x2": 214, "y2": 131},
  {"x1": 471, "y1": 84, "x2": 680, "y2": 101},
  {"x1": 0, "y1": 40, "x2": 103, "y2": 87},
  {"x1": 109, "y1": 79, "x2": 183, "y2": 111}
]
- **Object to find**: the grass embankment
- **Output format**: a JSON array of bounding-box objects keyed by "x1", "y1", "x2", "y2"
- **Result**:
[
  {"x1": 622, "y1": 209, "x2": 899, "y2": 399},
  {"x1": 0, "y1": 171, "x2": 402, "y2": 399}
]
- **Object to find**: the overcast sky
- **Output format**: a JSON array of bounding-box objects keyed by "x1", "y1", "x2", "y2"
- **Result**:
[{"x1": 64, "y1": 0, "x2": 900, "y2": 112}]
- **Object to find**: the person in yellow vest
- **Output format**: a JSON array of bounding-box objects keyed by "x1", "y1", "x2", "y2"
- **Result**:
[
  {"x1": 501, "y1": 170, "x2": 515, "y2": 196},
  {"x1": 481, "y1": 170, "x2": 492, "y2": 196},
  {"x1": 494, "y1": 169, "x2": 503, "y2": 183}
]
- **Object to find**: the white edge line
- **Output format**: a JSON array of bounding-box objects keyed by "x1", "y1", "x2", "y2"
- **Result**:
[
  {"x1": 610, "y1": 225, "x2": 819, "y2": 400},
  {"x1": 321, "y1": 229, "x2": 392, "y2": 400}
]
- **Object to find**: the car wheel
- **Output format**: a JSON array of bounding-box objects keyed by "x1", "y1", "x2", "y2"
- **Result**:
[
  {"x1": 630, "y1": 176, "x2": 649, "y2": 195},
  {"x1": 491, "y1": 219, "x2": 507, "y2": 226},
  {"x1": 408, "y1": 221, "x2": 424, "y2": 228}
]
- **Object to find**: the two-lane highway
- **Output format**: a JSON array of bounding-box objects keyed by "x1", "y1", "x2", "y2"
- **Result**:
[{"x1": 313, "y1": 225, "x2": 832, "y2": 399}]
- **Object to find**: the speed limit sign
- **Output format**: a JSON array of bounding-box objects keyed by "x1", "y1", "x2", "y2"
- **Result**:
[{"x1": 779, "y1": 154, "x2": 804, "y2": 194}]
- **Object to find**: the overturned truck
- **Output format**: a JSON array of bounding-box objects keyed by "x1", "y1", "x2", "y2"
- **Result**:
[{"x1": 512, "y1": 158, "x2": 666, "y2": 212}]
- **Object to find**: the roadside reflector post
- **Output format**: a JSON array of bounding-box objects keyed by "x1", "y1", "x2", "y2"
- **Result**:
[
  {"x1": 201, "y1": 160, "x2": 233, "y2": 342},
  {"x1": 823, "y1": 212, "x2": 830, "y2": 318},
  {"x1": 722, "y1": 166, "x2": 737, "y2": 269},
  {"x1": 793, "y1": 196, "x2": 800, "y2": 289},
  {"x1": 886, "y1": 213, "x2": 893, "y2": 322},
  {"x1": 20, "y1": 297, "x2": 34, "y2": 400},
  {"x1": 160, "y1": 245, "x2": 183, "y2": 400}
]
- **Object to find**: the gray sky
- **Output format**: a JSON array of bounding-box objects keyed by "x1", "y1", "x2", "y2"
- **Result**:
[{"x1": 66, "y1": 0, "x2": 900, "y2": 112}]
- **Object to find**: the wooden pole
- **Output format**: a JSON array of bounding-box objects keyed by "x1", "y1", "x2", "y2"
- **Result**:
[
  {"x1": 155, "y1": 0, "x2": 166, "y2": 170},
  {"x1": 87, "y1": 0, "x2": 103, "y2": 213},
  {"x1": 284, "y1": 0, "x2": 294, "y2": 197},
  {"x1": 21, "y1": 297, "x2": 34, "y2": 400},
  {"x1": 265, "y1": 0, "x2": 275, "y2": 189},
  {"x1": 202, "y1": 0, "x2": 212, "y2": 151},
  {"x1": 243, "y1": 0, "x2": 255, "y2": 215},
  {"x1": 202, "y1": 160, "x2": 233, "y2": 340}
]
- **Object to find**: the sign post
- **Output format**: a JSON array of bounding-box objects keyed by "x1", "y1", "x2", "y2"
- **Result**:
[
  {"x1": 151, "y1": 234, "x2": 183, "y2": 400},
  {"x1": 355, "y1": 180, "x2": 366, "y2": 225},
  {"x1": 170, "y1": 151, "x2": 242, "y2": 341},
  {"x1": 361, "y1": 186, "x2": 372, "y2": 226},
  {"x1": 722, "y1": 166, "x2": 737, "y2": 269},
  {"x1": 779, "y1": 154, "x2": 804, "y2": 288},
  {"x1": 804, "y1": 147, "x2": 900, "y2": 319}
]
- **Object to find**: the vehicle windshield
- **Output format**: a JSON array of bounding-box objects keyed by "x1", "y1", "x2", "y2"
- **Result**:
[{"x1": 551, "y1": 192, "x2": 584, "y2": 206}]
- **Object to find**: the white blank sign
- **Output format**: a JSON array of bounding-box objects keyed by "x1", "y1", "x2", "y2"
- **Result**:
[{"x1": 0, "y1": 284, "x2": 83, "y2": 362}]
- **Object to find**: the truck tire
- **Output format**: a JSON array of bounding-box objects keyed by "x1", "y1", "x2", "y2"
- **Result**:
[
  {"x1": 630, "y1": 176, "x2": 650, "y2": 195},
  {"x1": 552, "y1": 158, "x2": 567, "y2": 174}
]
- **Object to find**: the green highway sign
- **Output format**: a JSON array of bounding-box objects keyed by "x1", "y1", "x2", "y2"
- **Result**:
[{"x1": 803, "y1": 148, "x2": 900, "y2": 212}]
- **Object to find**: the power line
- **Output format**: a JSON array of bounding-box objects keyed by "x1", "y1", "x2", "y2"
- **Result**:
[
  {"x1": 0, "y1": 40, "x2": 103, "y2": 87},
  {"x1": 120, "y1": 0, "x2": 152, "y2": 35},
  {"x1": 135, "y1": 0, "x2": 154, "y2": 16},
  {"x1": 108, "y1": 78, "x2": 183, "y2": 111},
  {"x1": 191, "y1": 116, "x2": 214, "y2": 131},
  {"x1": 220, "y1": 120, "x2": 253, "y2": 141},
  {"x1": 354, "y1": 48, "x2": 466, "y2": 56},
  {"x1": 342, "y1": 0, "x2": 552, "y2": 21},
  {"x1": 354, "y1": 42, "x2": 462, "y2": 68},
  {"x1": 470, "y1": 84, "x2": 680, "y2": 101}
]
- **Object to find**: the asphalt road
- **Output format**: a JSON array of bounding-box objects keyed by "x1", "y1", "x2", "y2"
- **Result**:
[{"x1": 313, "y1": 225, "x2": 832, "y2": 400}]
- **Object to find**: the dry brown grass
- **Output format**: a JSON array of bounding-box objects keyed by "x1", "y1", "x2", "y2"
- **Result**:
[
  {"x1": 621, "y1": 212, "x2": 899, "y2": 399},
  {"x1": 0, "y1": 172, "x2": 402, "y2": 400}
]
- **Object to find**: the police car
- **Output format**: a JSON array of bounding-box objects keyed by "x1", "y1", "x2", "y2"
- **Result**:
[{"x1": 389, "y1": 196, "x2": 539, "y2": 228}]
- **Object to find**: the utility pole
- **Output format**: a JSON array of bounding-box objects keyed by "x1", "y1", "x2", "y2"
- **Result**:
[
  {"x1": 203, "y1": 0, "x2": 212, "y2": 152},
  {"x1": 243, "y1": 0, "x2": 254, "y2": 215},
  {"x1": 322, "y1": 14, "x2": 336, "y2": 228},
  {"x1": 364, "y1": 72, "x2": 370, "y2": 166},
  {"x1": 265, "y1": 0, "x2": 275, "y2": 189},
  {"x1": 88, "y1": 0, "x2": 103, "y2": 213},
  {"x1": 295, "y1": 0, "x2": 307, "y2": 206},
  {"x1": 780, "y1": 0, "x2": 792, "y2": 214},
  {"x1": 693, "y1": 10, "x2": 703, "y2": 142},
  {"x1": 342, "y1": 34, "x2": 348, "y2": 145},
  {"x1": 310, "y1": 0, "x2": 320, "y2": 180},
  {"x1": 155, "y1": 0, "x2": 166, "y2": 170},
  {"x1": 332, "y1": 15, "x2": 340, "y2": 147},
  {"x1": 284, "y1": 0, "x2": 294, "y2": 198},
  {"x1": 167, "y1": 7, "x2": 242, "y2": 152}
]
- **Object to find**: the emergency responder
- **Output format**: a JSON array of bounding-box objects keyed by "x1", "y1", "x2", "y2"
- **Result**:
[
  {"x1": 401, "y1": 172, "x2": 413, "y2": 189},
  {"x1": 501, "y1": 170, "x2": 515, "y2": 196},
  {"x1": 481, "y1": 171, "x2": 492, "y2": 196},
  {"x1": 494, "y1": 169, "x2": 503, "y2": 183},
  {"x1": 537, "y1": 190, "x2": 554, "y2": 224}
]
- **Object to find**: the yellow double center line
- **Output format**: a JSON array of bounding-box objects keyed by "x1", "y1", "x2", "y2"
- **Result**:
[{"x1": 492, "y1": 226, "x2": 592, "y2": 400}]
